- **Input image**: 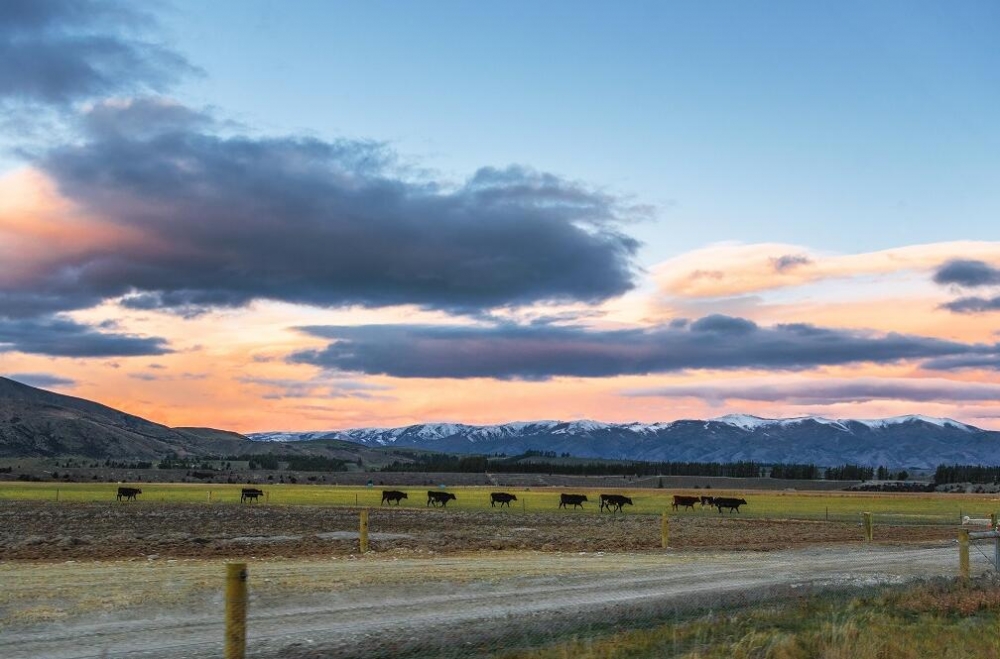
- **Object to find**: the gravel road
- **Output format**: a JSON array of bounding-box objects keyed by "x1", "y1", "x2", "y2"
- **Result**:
[{"x1": 1, "y1": 542, "x2": 982, "y2": 659}]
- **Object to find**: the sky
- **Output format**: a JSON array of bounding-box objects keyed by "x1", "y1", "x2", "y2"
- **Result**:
[{"x1": 1, "y1": 0, "x2": 999, "y2": 432}]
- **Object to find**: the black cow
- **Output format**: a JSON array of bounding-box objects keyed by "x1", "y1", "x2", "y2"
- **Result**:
[
  {"x1": 427, "y1": 490, "x2": 456, "y2": 507},
  {"x1": 490, "y1": 492, "x2": 517, "y2": 508},
  {"x1": 116, "y1": 486, "x2": 141, "y2": 501},
  {"x1": 700, "y1": 496, "x2": 715, "y2": 507},
  {"x1": 671, "y1": 495, "x2": 699, "y2": 511},
  {"x1": 599, "y1": 494, "x2": 633, "y2": 513},
  {"x1": 558, "y1": 493, "x2": 588, "y2": 509},
  {"x1": 381, "y1": 490, "x2": 407, "y2": 506},
  {"x1": 714, "y1": 497, "x2": 748, "y2": 513},
  {"x1": 241, "y1": 488, "x2": 264, "y2": 503}
]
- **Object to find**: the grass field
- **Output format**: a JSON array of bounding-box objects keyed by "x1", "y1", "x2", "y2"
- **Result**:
[
  {"x1": 498, "y1": 577, "x2": 1000, "y2": 659},
  {"x1": 2, "y1": 481, "x2": 998, "y2": 526}
]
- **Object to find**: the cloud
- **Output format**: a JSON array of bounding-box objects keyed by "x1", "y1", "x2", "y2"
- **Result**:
[
  {"x1": 655, "y1": 242, "x2": 1000, "y2": 299},
  {"x1": 239, "y1": 375, "x2": 394, "y2": 401},
  {"x1": 0, "y1": 316, "x2": 170, "y2": 357},
  {"x1": 5, "y1": 372, "x2": 76, "y2": 388},
  {"x1": 934, "y1": 260, "x2": 1000, "y2": 288},
  {"x1": 922, "y1": 354, "x2": 1000, "y2": 371},
  {"x1": 770, "y1": 254, "x2": 812, "y2": 273},
  {"x1": 0, "y1": 0, "x2": 196, "y2": 108},
  {"x1": 940, "y1": 296, "x2": 1000, "y2": 314},
  {"x1": 624, "y1": 377, "x2": 1000, "y2": 405},
  {"x1": 289, "y1": 315, "x2": 987, "y2": 380},
  {"x1": 10, "y1": 99, "x2": 642, "y2": 318}
]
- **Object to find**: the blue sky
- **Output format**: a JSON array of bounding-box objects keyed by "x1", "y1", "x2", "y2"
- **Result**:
[{"x1": 164, "y1": 1, "x2": 1000, "y2": 261}]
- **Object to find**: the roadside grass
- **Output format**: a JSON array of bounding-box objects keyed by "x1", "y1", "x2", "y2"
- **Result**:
[
  {"x1": 0, "y1": 482, "x2": 997, "y2": 524},
  {"x1": 495, "y1": 577, "x2": 1000, "y2": 659}
]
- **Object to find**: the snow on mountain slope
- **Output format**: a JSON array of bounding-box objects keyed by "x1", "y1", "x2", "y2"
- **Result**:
[{"x1": 246, "y1": 414, "x2": 995, "y2": 468}]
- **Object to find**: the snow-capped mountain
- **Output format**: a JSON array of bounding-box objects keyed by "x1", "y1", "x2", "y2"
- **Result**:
[{"x1": 247, "y1": 414, "x2": 1000, "y2": 469}]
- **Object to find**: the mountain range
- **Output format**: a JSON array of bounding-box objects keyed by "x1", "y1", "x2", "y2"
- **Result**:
[
  {"x1": 249, "y1": 414, "x2": 1000, "y2": 469},
  {"x1": 3, "y1": 375, "x2": 1000, "y2": 469}
]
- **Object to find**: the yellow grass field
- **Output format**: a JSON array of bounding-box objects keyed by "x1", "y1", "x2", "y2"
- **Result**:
[{"x1": 2, "y1": 481, "x2": 998, "y2": 525}]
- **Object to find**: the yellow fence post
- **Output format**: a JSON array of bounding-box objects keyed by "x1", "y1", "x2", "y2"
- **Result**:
[
  {"x1": 862, "y1": 512, "x2": 873, "y2": 543},
  {"x1": 225, "y1": 563, "x2": 248, "y2": 659},
  {"x1": 661, "y1": 511, "x2": 669, "y2": 549},
  {"x1": 360, "y1": 508, "x2": 369, "y2": 554},
  {"x1": 959, "y1": 529, "x2": 970, "y2": 580}
]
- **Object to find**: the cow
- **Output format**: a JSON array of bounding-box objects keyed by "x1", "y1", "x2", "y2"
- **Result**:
[
  {"x1": 381, "y1": 490, "x2": 407, "y2": 506},
  {"x1": 241, "y1": 487, "x2": 264, "y2": 503},
  {"x1": 116, "y1": 486, "x2": 141, "y2": 501},
  {"x1": 599, "y1": 493, "x2": 633, "y2": 513},
  {"x1": 490, "y1": 492, "x2": 517, "y2": 508},
  {"x1": 558, "y1": 493, "x2": 588, "y2": 509},
  {"x1": 700, "y1": 496, "x2": 715, "y2": 507},
  {"x1": 714, "y1": 497, "x2": 748, "y2": 513},
  {"x1": 427, "y1": 490, "x2": 456, "y2": 507},
  {"x1": 671, "y1": 495, "x2": 700, "y2": 511}
]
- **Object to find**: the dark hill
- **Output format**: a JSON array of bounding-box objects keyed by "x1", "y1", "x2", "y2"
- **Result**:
[{"x1": 0, "y1": 377, "x2": 407, "y2": 466}]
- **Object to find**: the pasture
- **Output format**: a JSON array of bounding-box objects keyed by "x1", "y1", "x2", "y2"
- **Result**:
[{"x1": 1, "y1": 481, "x2": 997, "y2": 526}]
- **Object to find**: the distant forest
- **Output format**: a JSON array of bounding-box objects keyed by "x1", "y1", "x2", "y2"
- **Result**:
[
  {"x1": 378, "y1": 451, "x2": 895, "y2": 481},
  {"x1": 142, "y1": 451, "x2": 1000, "y2": 484}
]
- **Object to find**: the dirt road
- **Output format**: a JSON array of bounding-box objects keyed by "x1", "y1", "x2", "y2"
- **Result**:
[{"x1": 1, "y1": 542, "x2": 982, "y2": 659}]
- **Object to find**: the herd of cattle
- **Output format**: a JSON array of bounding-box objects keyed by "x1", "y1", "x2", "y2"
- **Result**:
[{"x1": 114, "y1": 486, "x2": 748, "y2": 513}]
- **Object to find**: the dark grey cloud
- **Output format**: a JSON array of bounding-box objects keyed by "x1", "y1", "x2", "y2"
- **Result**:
[
  {"x1": 0, "y1": 316, "x2": 170, "y2": 357},
  {"x1": 940, "y1": 296, "x2": 1000, "y2": 314},
  {"x1": 22, "y1": 100, "x2": 641, "y2": 317},
  {"x1": 934, "y1": 260, "x2": 1000, "y2": 288},
  {"x1": 0, "y1": 0, "x2": 195, "y2": 107},
  {"x1": 771, "y1": 254, "x2": 812, "y2": 273},
  {"x1": 922, "y1": 354, "x2": 1000, "y2": 371},
  {"x1": 625, "y1": 379, "x2": 1000, "y2": 405},
  {"x1": 5, "y1": 372, "x2": 77, "y2": 389},
  {"x1": 289, "y1": 315, "x2": 987, "y2": 380}
]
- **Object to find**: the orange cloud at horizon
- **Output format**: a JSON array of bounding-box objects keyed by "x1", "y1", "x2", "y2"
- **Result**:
[{"x1": 653, "y1": 241, "x2": 1000, "y2": 299}]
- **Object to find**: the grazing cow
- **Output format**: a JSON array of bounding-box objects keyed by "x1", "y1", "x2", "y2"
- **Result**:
[
  {"x1": 714, "y1": 497, "x2": 748, "y2": 513},
  {"x1": 671, "y1": 495, "x2": 700, "y2": 511},
  {"x1": 599, "y1": 494, "x2": 633, "y2": 513},
  {"x1": 700, "y1": 496, "x2": 715, "y2": 507},
  {"x1": 558, "y1": 493, "x2": 588, "y2": 509},
  {"x1": 241, "y1": 487, "x2": 264, "y2": 503},
  {"x1": 381, "y1": 490, "x2": 407, "y2": 506},
  {"x1": 427, "y1": 490, "x2": 457, "y2": 507},
  {"x1": 490, "y1": 492, "x2": 517, "y2": 508},
  {"x1": 116, "y1": 486, "x2": 141, "y2": 501}
]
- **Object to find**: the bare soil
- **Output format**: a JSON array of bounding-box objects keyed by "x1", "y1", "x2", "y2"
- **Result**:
[{"x1": 1, "y1": 500, "x2": 957, "y2": 561}]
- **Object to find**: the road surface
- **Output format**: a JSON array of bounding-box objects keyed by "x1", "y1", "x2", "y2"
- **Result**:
[{"x1": 0, "y1": 542, "x2": 982, "y2": 658}]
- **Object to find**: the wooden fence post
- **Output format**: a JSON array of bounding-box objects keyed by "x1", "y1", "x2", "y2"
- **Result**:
[
  {"x1": 661, "y1": 511, "x2": 669, "y2": 549},
  {"x1": 959, "y1": 529, "x2": 970, "y2": 580},
  {"x1": 359, "y1": 508, "x2": 369, "y2": 553},
  {"x1": 862, "y1": 512, "x2": 873, "y2": 542},
  {"x1": 225, "y1": 563, "x2": 248, "y2": 659},
  {"x1": 991, "y1": 512, "x2": 997, "y2": 529}
]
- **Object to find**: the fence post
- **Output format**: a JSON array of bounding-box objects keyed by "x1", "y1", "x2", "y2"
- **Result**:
[
  {"x1": 225, "y1": 563, "x2": 248, "y2": 659},
  {"x1": 359, "y1": 508, "x2": 369, "y2": 553},
  {"x1": 862, "y1": 512, "x2": 873, "y2": 542},
  {"x1": 991, "y1": 512, "x2": 997, "y2": 529},
  {"x1": 959, "y1": 529, "x2": 970, "y2": 580},
  {"x1": 208, "y1": 490, "x2": 212, "y2": 503},
  {"x1": 661, "y1": 511, "x2": 669, "y2": 549}
]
